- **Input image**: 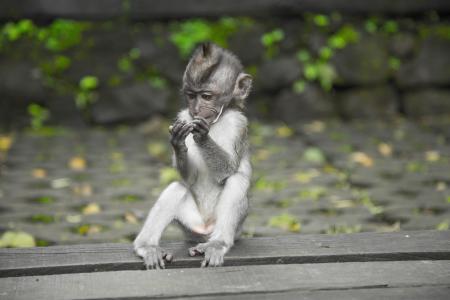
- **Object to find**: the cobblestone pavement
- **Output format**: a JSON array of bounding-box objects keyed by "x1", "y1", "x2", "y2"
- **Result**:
[{"x1": 0, "y1": 117, "x2": 449, "y2": 246}]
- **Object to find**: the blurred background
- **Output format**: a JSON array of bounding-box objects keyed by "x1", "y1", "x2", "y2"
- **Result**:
[{"x1": 0, "y1": 0, "x2": 449, "y2": 247}]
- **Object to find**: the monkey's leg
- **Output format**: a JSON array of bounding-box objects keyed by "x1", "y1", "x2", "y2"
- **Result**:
[
  {"x1": 134, "y1": 181, "x2": 204, "y2": 269},
  {"x1": 189, "y1": 172, "x2": 249, "y2": 267}
]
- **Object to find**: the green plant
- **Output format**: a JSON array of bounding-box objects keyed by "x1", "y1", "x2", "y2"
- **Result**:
[
  {"x1": 293, "y1": 24, "x2": 359, "y2": 93},
  {"x1": 170, "y1": 18, "x2": 243, "y2": 57},
  {"x1": 268, "y1": 213, "x2": 301, "y2": 232},
  {"x1": 313, "y1": 14, "x2": 330, "y2": 27},
  {"x1": 328, "y1": 25, "x2": 359, "y2": 49},
  {"x1": 38, "y1": 19, "x2": 88, "y2": 52},
  {"x1": 27, "y1": 104, "x2": 49, "y2": 130},
  {"x1": 1, "y1": 19, "x2": 35, "y2": 42},
  {"x1": 261, "y1": 28, "x2": 284, "y2": 58},
  {"x1": 30, "y1": 214, "x2": 55, "y2": 223},
  {"x1": 76, "y1": 75, "x2": 99, "y2": 109},
  {"x1": 383, "y1": 20, "x2": 398, "y2": 34},
  {"x1": 389, "y1": 56, "x2": 401, "y2": 71}
]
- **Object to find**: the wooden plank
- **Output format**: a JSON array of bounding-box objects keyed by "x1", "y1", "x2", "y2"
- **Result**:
[
  {"x1": 0, "y1": 261, "x2": 449, "y2": 299},
  {"x1": 0, "y1": 230, "x2": 449, "y2": 277},
  {"x1": 1, "y1": 0, "x2": 450, "y2": 20},
  {"x1": 171, "y1": 287, "x2": 450, "y2": 300}
]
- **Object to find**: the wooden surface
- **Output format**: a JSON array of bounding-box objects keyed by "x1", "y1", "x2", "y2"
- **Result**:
[
  {"x1": 1, "y1": 261, "x2": 449, "y2": 300},
  {"x1": 0, "y1": 230, "x2": 449, "y2": 299},
  {"x1": 1, "y1": 0, "x2": 450, "y2": 20},
  {"x1": 1, "y1": 230, "x2": 449, "y2": 277}
]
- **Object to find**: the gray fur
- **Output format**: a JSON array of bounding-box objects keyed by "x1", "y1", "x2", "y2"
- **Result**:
[{"x1": 134, "y1": 43, "x2": 252, "y2": 268}]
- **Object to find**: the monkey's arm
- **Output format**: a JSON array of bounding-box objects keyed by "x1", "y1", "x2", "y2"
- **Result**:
[
  {"x1": 196, "y1": 136, "x2": 239, "y2": 183},
  {"x1": 191, "y1": 117, "x2": 244, "y2": 183},
  {"x1": 170, "y1": 120, "x2": 196, "y2": 183}
]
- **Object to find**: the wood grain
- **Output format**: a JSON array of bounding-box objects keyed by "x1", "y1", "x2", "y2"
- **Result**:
[
  {"x1": 1, "y1": 260, "x2": 449, "y2": 299},
  {"x1": 1, "y1": 230, "x2": 449, "y2": 277}
]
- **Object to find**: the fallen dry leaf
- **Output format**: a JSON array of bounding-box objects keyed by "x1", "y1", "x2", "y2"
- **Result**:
[
  {"x1": 303, "y1": 121, "x2": 325, "y2": 133},
  {"x1": 0, "y1": 135, "x2": 13, "y2": 152},
  {"x1": 69, "y1": 156, "x2": 86, "y2": 171},
  {"x1": 73, "y1": 183, "x2": 93, "y2": 197},
  {"x1": 425, "y1": 150, "x2": 440, "y2": 162},
  {"x1": 436, "y1": 181, "x2": 447, "y2": 192},
  {"x1": 124, "y1": 212, "x2": 138, "y2": 224},
  {"x1": 32, "y1": 168, "x2": 47, "y2": 179},
  {"x1": 378, "y1": 143, "x2": 392, "y2": 157},
  {"x1": 276, "y1": 125, "x2": 294, "y2": 138},
  {"x1": 82, "y1": 203, "x2": 101, "y2": 215},
  {"x1": 351, "y1": 152, "x2": 374, "y2": 167}
]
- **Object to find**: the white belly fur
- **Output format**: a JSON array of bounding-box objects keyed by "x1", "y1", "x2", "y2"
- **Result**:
[{"x1": 185, "y1": 133, "x2": 222, "y2": 219}]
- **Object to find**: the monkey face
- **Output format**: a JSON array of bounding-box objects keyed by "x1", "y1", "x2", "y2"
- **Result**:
[{"x1": 185, "y1": 90, "x2": 227, "y2": 124}]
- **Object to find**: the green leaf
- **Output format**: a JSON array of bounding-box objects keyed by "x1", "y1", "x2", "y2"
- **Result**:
[
  {"x1": 389, "y1": 57, "x2": 401, "y2": 70},
  {"x1": 436, "y1": 220, "x2": 449, "y2": 231},
  {"x1": 79, "y1": 76, "x2": 99, "y2": 90},
  {"x1": 30, "y1": 214, "x2": 55, "y2": 223},
  {"x1": 118, "y1": 56, "x2": 132, "y2": 72},
  {"x1": 268, "y1": 213, "x2": 301, "y2": 232},
  {"x1": 261, "y1": 29, "x2": 284, "y2": 47},
  {"x1": 383, "y1": 20, "x2": 398, "y2": 34},
  {"x1": 159, "y1": 167, "x2": 180, "y2": 185},
  {"x1": 313, "y1": 14, "x2": 329, "y2": 27},
  {"x1": 296, "y1": 50, "x2": 311, "y2": 62},
  {"x1": 129, "y1": 48, "x2": 141, "y2": 59},
  {"x1": 293, "y1": 80, "x2": 306, "y2": 94},
  {"x1": 303, "y1": 147, "x2": 326, "y2": 164},
  {"x1": 319, "y1": 47, "x2": 333, "y2": 61},
  {"x1": 365, "y1": 19, "x2": 378, "y2": 33},
  {"x1": 304, "y1": 63, "x2": 318, "y2": 81},
  {"x1": 0, "y1": 231, "x2": 36, "y2": 248}
]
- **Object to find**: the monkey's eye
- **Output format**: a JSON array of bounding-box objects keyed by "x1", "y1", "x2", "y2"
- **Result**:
[
  {"x1": 201, "y1": 93, "x2": 212, "y2": 101},
  {"x1": 186, "y1": 93, "x2": 196, "y2": 100}
]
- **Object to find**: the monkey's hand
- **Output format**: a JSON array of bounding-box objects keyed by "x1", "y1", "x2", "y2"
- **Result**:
[
  {"x1": 170, "y1": 120, "x2": 193, "y2": 152},
  {"x1": 191, "y1": 117, "x2": 210, "y2": 144},
  {"x1": 135, "y1": 244, "x2": 173, "y2": 270},
  {"x1": 188, "y1": 240, "x2": 227, "y2": 267}
]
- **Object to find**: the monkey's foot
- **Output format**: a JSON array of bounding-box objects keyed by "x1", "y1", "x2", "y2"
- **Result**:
[
  {"x1": 135, "y1": 245, "x2": 173, "y2": 270},
  {"x1": 188, "y1": 240, "x2": 227, "y2": 267}
]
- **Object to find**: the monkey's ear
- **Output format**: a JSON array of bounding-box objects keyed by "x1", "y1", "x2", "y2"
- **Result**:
[{"x1": 234, "y1": 73, "x2": 252, "y2": 102}]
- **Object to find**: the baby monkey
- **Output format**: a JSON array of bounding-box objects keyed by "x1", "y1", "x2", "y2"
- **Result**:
[{"x1": 134, "y1": 42, "x2": 252, "y2": 268}]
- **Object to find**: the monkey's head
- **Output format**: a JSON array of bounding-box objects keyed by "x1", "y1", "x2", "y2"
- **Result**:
[{"x1": 182, "y1": 43, "x2": 252, "y2": 124}]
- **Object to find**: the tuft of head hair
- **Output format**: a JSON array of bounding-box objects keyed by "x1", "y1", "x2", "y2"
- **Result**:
[{"x1": 183, "y1": 43, "x2": 245, "y2": 102}]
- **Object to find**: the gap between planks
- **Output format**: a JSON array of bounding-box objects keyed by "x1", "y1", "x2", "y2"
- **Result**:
[{"x1": 0, "y1": 230, "x2": 449, "y2": 277}]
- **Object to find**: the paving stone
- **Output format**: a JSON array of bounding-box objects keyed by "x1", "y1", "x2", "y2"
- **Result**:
[{"x1": 1, "y1": 119, "x2": 449, "y2": 245}]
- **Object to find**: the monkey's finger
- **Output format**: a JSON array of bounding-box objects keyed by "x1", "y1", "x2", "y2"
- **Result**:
[
  {"x1": 164, "y1": 252, "x2": 174, "y2": 262},
  {"x1": 174, "y1": 122, "x2": 190, "y2": 137},
  {"x1": 171, "y1": 121, "x2": 185, "y2": 137},
  {"x1": 202, "y1": 250, "x2": 212, "y2": 268},
  {"x1": 157, "y1": 251, "x2": 165, "y2": 269},
  {"x1": 188, "y1": 247, "x2": 202, "y2": 256},
  {"x1": 191, "y1": 120, "x2": 209, "y2": 135},
  {"x1": 212, "y1": 253, "x2": 221, "y2": 267},
  {"x1": 192, "y1": 118, "x2": 209, "y2": 129},
  {"x1": 180, "y1": 123, "x2": 194, "y2": 137},
  {"x1": 144, "y1": 256, "x2": 154, "y2": 270},
  {"x1": 147, "y1": 252, "x2": 157, "y2": 270},
  {"x1": 201, "y1": 258, "x2": 208, "y2": 268},
  {"x1": 193, "y1": 118, "x2": 209, "y2": 130}
]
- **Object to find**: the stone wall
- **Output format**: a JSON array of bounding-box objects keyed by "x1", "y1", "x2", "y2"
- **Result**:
[{"x1": 0, "y1": 11, "x2": 449, "y2": 128}]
